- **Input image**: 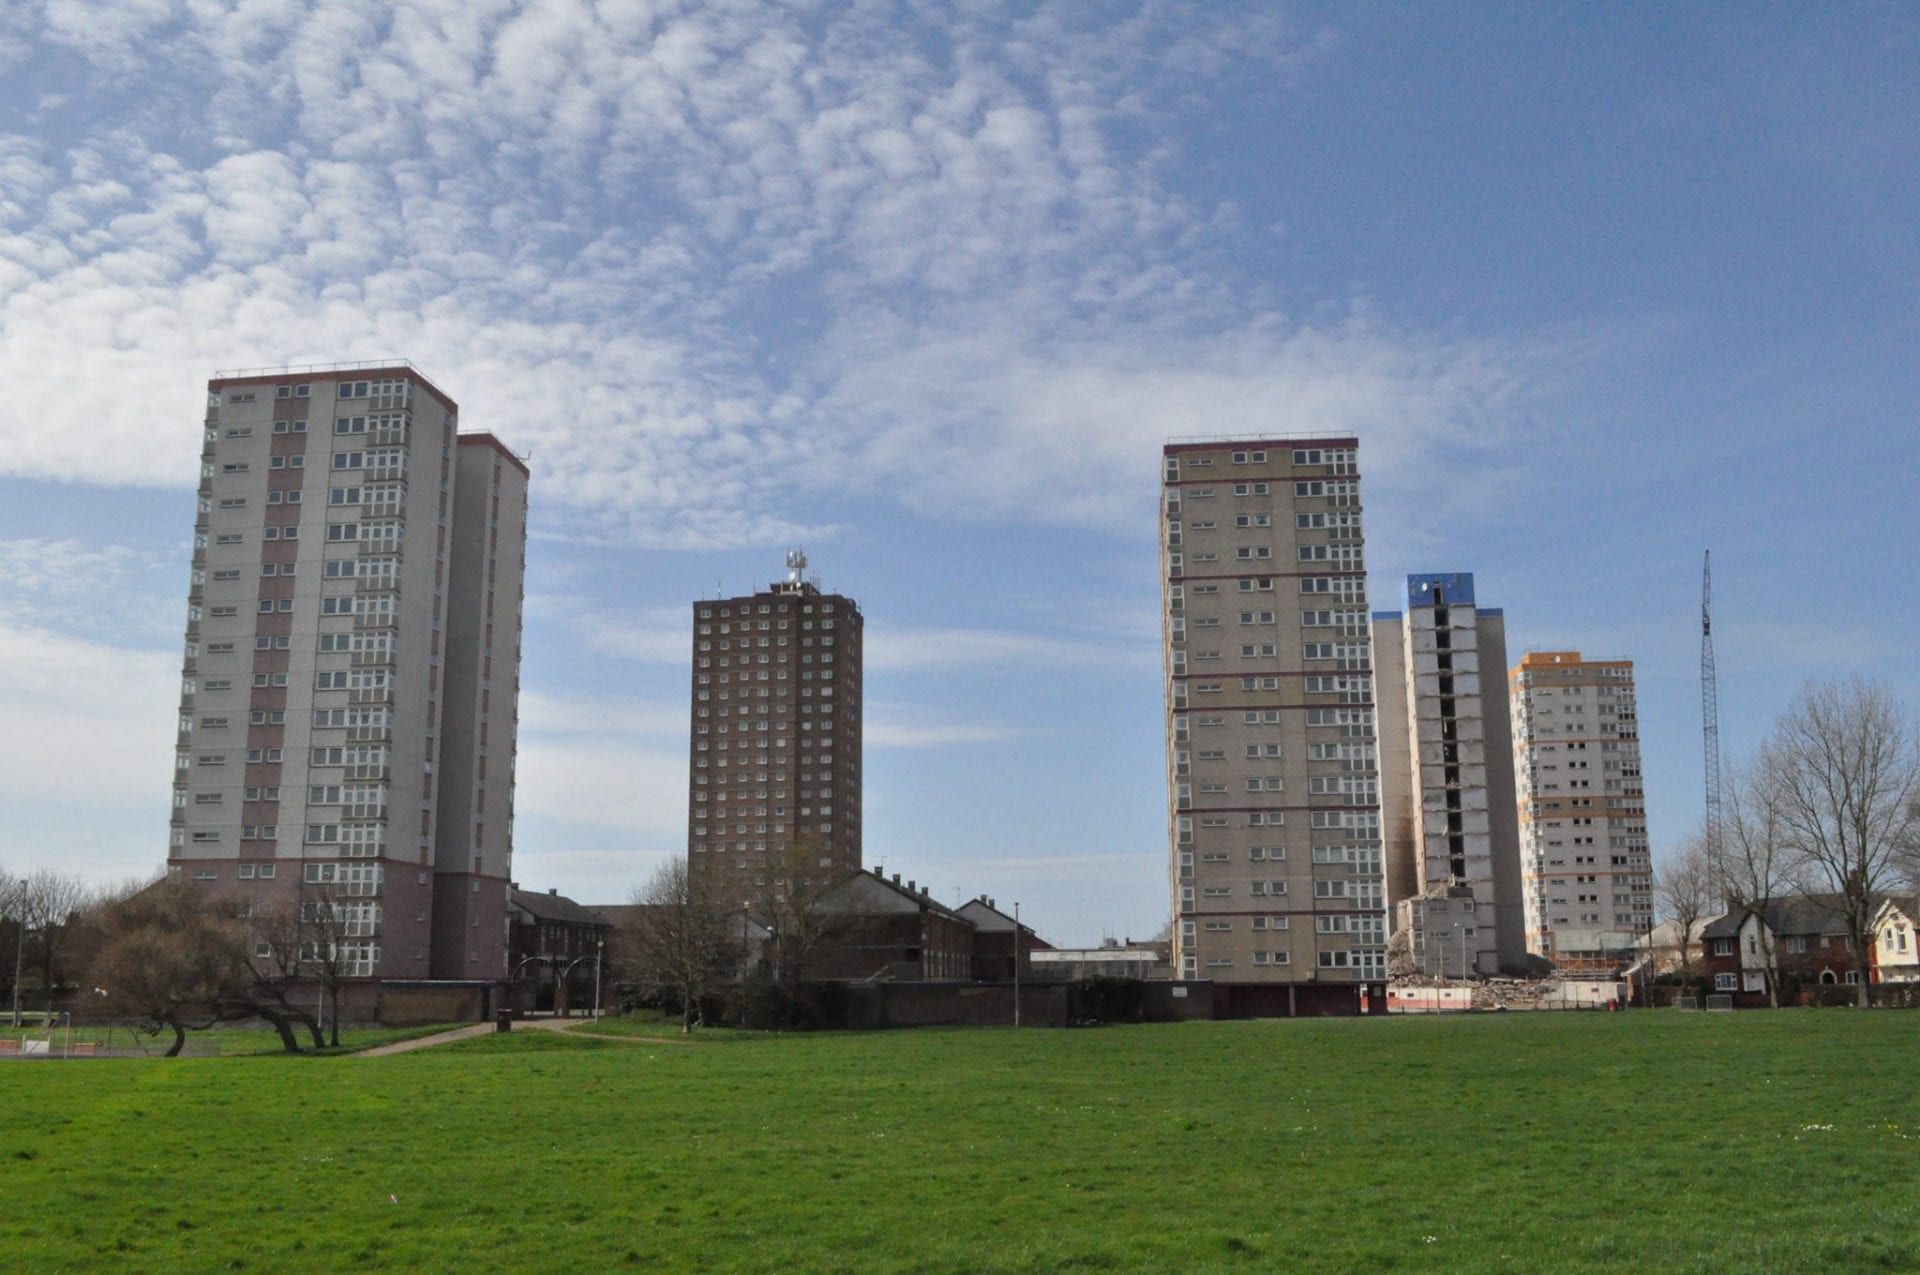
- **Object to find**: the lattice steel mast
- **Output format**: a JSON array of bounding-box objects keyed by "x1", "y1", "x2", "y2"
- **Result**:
[{"x1": 1701, "y1": 550, "x2": 1725, "y2": 894}]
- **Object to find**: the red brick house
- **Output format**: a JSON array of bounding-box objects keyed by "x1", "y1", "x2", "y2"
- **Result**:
[
  {"x1": 810, "y1": 871, "x2": 977, "y2": 981},
  {"x1": 1701, "y1": 895, "x2": 1870, "y2": 1007},
  {"x1": 954, "y1": 896, "x2": 1051, "y2": 980},
  {"x1": 507, "y1": 887, "x2": 613, "y2": 1013}
]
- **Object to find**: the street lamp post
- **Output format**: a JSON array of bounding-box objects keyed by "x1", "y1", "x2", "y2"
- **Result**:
[
  {"x1": 10, "y1": 880, "x2": 25, "y2": 1030},
  {"x1": 1013, "y1": 901, "x2": 1021, "y2": 1028},
  {"x1": 592, "y1": 936, "x2": 604, "y2": 1020},
  {"x1": 559, "y1": 953, "x2": 599, "y2": 1019}
]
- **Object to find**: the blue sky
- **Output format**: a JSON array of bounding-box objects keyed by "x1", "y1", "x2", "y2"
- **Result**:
[{"x1": 0, "y1": 3, "x2": 1914, "y2": 944}]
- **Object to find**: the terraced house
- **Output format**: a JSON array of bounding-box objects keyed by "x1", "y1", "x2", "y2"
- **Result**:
[{"x1": 168, "y1": 362, "x2": 527, "y2": 984}]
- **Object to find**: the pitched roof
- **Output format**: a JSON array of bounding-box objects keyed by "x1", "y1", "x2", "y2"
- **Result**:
[
  {"x1": 1701, "y1": 910, "x2": 1743, "y2": 940},
  {"x1": 1702, "y1": 893, "x2": 1891, "y2": 940},
  {"x1": 956, "y1": 898, "x2": 1018, "y2": 931},
  {"x1": 821, "y1": 871, "x2": 972, "y2": 925},
  {"x1": 509, "y1": 887, "x2": 611, "y2": 927},
  {"x1": 1876, "y1": 895, "x2": 1920, "y2": 922}
]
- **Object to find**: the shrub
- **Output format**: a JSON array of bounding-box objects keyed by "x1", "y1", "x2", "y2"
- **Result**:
[{"x1": 1071, "y1": 977, "x2": 1145, "y2": 1024}]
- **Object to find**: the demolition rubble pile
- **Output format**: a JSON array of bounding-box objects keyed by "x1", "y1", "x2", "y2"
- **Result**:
[
  {"x1": 1469, "y1": 978, "x2": 1566, "y2": 1011},
  {"x1": 1390, "y1": 973, "x2": 1580, "y2": 1011}
]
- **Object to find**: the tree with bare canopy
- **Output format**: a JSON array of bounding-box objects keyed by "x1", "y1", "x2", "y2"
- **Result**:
[
  {"x1": 246, "y1": 889, "x2": 349, "y2": 1049},
  {"x1": 751, "y1": 835, "x2": 855, "y2": 1028},
  {"x1": 618, "y1": 859, "x2": 741, "y2": 1033},
  {"x1": 17, "y1": 869, "x2": 89, "y2": 1018},
  {"x1": 86, "y1": 880, "x2": 311, "y2": 1055},
  {"x1": 1763, "y1": 678, "x2": 1920, "y2": 1007},
  {"x1": 1655, "y1": 833, "x2": 1715, "y2": 985},
  {"x1": 1722, "y1": 757, "x2": 1795, "y2": 1008}
]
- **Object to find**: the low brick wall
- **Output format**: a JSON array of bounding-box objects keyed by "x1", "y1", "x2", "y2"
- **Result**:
[
  {"x1": 1141, "y1": 982, "x2": 1215, "y2": 1021},
  {"x1": 378, "y1": 982, "x2": 493, "y2": 1026},
  {"x1": 836, "y1": 982, "x2": 1071, "y2": 1029}
]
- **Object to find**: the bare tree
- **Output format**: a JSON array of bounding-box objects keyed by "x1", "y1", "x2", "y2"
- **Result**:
[
  {"x1": 247, "y1": 896, "x2": 330, "y2": 1049},
  {"x1": 87, "y1": 879, "x2": 312, "y2": 1055},
  {"x1": 618, "y1": 859, "x2": 741, "y2": 1033},
  {"x1": 1764, "y1": 678, "x2": 1920, "y2": 1007},
  {"x1": 752, "y1": 835, "x2": 855, "y2": 1028},
  {"x1": 19, "y1": 870, "x2": 91, "y2": 1016},
  {"x1": 1655, "y1": 833, "x2": 1716, "y2": 984},
  {"x1": 299, "y1": 885, "x2": 361, "y2": 1046},
  {"x1": 1723, "y1": 759, "x2": 1793, "y2": 1008},
  {"x1": 88, "y1": 880, "x2": 250, "y2": 1054},
  {"x1": 1, "y1": 867, "x2": 19, "y2": 1021}
]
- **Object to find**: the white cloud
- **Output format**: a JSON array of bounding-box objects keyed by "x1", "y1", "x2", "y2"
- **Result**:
[
  {"x1": 517, "y1": 687, "x2": 685, "y2": 740},
  {"x1": 559, "y1": 607, "x2": 696, "y2": 665},
  {"x1": 0, "y1": 537, "x2": 180, "y2": 643},
  {"x1": 865, "y1": 625, "x2": 1150, "y2": 672},
  {"x1": 0, "y1": 3, "x2": 1546, "y2": 553},
  {"x1": 0, "y1": 619, "x2": 176, "y2": 879},
  {"x1": 513, "y1": 687, "x2": 687, "y2": 835},
  {"x1": 512, "y1": 737, "x2": 687, "y2": 836},
  {"x1": 808, "y1": 312, "x2": 1544, "y2": 530},
  {"x1": 865, "y1": 706, "x2": 1016, "y2": 750}
]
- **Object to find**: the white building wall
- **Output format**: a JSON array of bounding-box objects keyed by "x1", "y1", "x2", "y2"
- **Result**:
[
  {"x1": 1162, "y1": 439, "x2": 1387, "y2": 986},
  {"x1": 1510, "y1": 651, "x2": 1652, "y2": 966}
]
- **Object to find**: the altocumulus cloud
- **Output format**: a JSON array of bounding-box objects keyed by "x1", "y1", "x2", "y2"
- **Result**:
[{"x1": 0, "y1": 2, "x2": 1544, "y2": 547}]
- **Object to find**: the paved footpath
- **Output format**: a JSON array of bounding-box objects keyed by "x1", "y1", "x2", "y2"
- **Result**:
[
  {"x1": 358, "y1": 1022, "x2": 496, "y2": 1056},
  {"x1": 358, "y1": 1017, "x2": 678, "y2": 1057}
]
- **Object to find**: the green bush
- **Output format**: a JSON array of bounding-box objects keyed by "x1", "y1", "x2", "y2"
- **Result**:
[{"x1": 1071, "y1": 976, "x2": 1145, "y2": 1024}]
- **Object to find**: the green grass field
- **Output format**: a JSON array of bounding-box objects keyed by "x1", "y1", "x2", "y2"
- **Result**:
[
  {"x1": 2, "y1": 1012, "x2": 1916, "y2": 1272},
  {"x1": 2, "y1": 1022, "x2": 464, "y2": 1057}
]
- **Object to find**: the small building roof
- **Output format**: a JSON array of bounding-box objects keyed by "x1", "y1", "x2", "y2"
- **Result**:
[
  {"x1": 955, "y1": 898, "x2": 1017, "y2": 931},
  {"x1": 821, "y1": 871, "x2": 972, "y2": 925},
  {"x1": 1703, "y1": 894, "x2": 1881, "y2": 941},
  {"x1": 508, "y1": 887, "x2": 611, "y2": 927},
  {"x1": 1031, "y1": 947, "x2": 1160, "y2": 963}
]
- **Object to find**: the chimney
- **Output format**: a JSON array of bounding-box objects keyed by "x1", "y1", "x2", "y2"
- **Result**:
[
  {"x1": 892, "y1": 873, "x2": 901, "y2": 885},
  {"x1": 548, "y1": 888, "x2": 558, "y2": 896},
  {"x1": 907, "y1": 879, "x2": 916, "y2": 893}
]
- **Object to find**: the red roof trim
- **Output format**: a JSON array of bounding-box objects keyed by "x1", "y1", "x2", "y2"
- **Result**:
[
  {"x1": 208, "y1": 366, "x2": 460, "y2": 416},
  {"x1": 457, "y1": 432, "x2": 530, "y2": 478},
  {"x1": 1163, "y1": 437, "x2": 1358, "y2": 456}
]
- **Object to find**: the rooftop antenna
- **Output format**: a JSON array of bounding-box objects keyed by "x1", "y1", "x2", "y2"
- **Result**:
[{"x1": 786, "y1": 547, "x2": 807, "y2": 584}]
